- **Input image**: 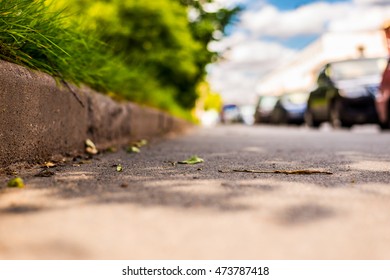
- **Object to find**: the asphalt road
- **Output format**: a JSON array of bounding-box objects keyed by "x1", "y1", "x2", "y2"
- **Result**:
[{"x1": 1, "y1": 124, "x2": 390, "y2": 259}]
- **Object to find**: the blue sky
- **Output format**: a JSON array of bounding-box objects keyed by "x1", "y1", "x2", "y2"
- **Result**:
[
  {"x1": 209, "y1": 0, "x2": 390, "y2": 104},
  {"x1": 265, "y1": 0, "x2": 347, "y2": 10},
  {"x1": 261, "y1": 0, "x2": 347, "y2": 49},
  {"x1": 242, "y1": 0, "x2": 349, "y2": 49}
]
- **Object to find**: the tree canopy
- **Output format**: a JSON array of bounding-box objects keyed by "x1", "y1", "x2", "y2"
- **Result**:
[
  {"x1": 52, "y1": 0, "x2": 240, "y2": 110},
  {"x1": 1, "y1": 0, "x2": 239, "y2": 117}
]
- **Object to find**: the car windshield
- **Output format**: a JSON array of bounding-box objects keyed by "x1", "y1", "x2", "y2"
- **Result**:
[
  {"x1": 259, "y1": 96, "x2": 277, "y2": 110},
  {"x1": 330, "y1": 58, "x2": 387, "y2": 81},
  {"x1": 223, "y1": 104, "x2": 238, "y2": 110},
  {"x1": 282, "y1": 92, "x2": 308, "y2": 105}
]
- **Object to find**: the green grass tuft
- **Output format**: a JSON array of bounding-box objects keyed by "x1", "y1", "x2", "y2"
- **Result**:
[{"x1": 0, "y1": 0, "x2": 193, "y2": 121}]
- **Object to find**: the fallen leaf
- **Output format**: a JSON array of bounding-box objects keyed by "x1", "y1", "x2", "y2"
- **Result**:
[
  {"x1": 178, "y1": 155, "x2": 204, "y2": 165},
  {"x1": 126, "y1": 146, "x2": 140, "y2": 153},
  {"x1": 85, "y1": 139, "x2": 98, "y2": 155},
  {"x1": 35, "y1": 169, "x2": 55, "y2": 177},
  {"x1": 132, "y1": 139, "x2": 148, "y2": 148},
  {"x1": 7, "y1": 177, "x2": 25, "y2": 188},
  {"x1": 106, "y1": 147, "x2": 117, "y2": 153},
  {"x1": 116, "y1": 164, "x2": 123, "y2": 172},
  {"x1": 43, "y1": 162, "x2": 56, "y2": 168},
  {"x1": 163, "y1": 160, "x2": 177, "y2": 167},
  {"x1": 219, "y1": 169, "x2": 332, "y2": 175},
  {"x1": 163, "y1": 161, "x2": 177, "y2": 166}
]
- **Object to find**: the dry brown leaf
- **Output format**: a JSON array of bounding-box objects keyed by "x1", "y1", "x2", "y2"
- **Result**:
[
  {"x1": 35, "y1": 169, "x2": 55, "y2": 177},
  {"x1": 43, "y1": 162, "x2": 56, "y2": 168},
  {"x1": 85, "y1": 139, "x2": 98, "y2": 155},
  {"x1": 219, "y1": 169, "x2": 332, "y2": 175}
]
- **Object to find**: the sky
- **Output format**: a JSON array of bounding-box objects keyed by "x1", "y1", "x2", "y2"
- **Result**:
[{"x1": 207, "y1": 0, "x2": 390, "y2": 105}]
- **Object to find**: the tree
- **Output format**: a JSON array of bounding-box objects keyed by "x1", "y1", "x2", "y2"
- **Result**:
[{"x1": 47, "y1": 0, "x2": 240, "y2": 110}]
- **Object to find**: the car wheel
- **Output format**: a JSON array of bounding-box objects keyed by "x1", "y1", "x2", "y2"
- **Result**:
[
  {"x1": 304, "y1": 109, "x2": 320, "y2": 128},
  {"x1": 330, "y1": 101, "x2": 349, "y2": 128},
  {"x1": 273, "y1": 110, "x2": 286, "y2": 125},
  {"x1": 379, "y1": 116, "x2": 390, "y2": 130},
  {"x1": 279, "y1": 111, "x2": 288, "y2": 125},
  {"x1": 379, "y1": 103, "x2": 390, "y2": 130},
  {"x1": 379, "y1": 122, "x2": 390, "y2": 130}
]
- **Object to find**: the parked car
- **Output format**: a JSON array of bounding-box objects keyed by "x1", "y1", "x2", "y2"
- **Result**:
[
  {"x1": 239, "y1": 105, "x2": 255, "y2": 125},
  {"x1": 376, "y1": 58, "x2": 390, "y2": 130},
  {"x1": 305, "y1": 57, "x2": 387, "y2": 128},
  {"x1": 272, "y1": 91, "x2": 309, "y2": 125},
  {"x1": 254, "y1": 95, "x2": 278, "y2": 124},
  {"x1": 220, "y1": 104, "x2": 243, "y2": 124}
]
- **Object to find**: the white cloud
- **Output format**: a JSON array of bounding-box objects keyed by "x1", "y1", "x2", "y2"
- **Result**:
[
  {"x1": 240, "y1": 0, "x2": 390, "y2": 38},
  {"x1": 204, "y1": 0, "x2": 248, "y2": 12},
  {"x1": 208, "y1": 39, "x2": 296, "y2": 104},
  {"x1": 240, "y1": 2, "x2": 349, "y2": 38},
  {"x1": 225, "y1": 40, "x2": 296, "y2": 63},
  {"x1": 213, "y1": 0, "x2": 248, "y2": 8},
  {"x1": 208, "y1": 32, "x2": 248, "y2": 53},
  {"x1": 353, "y1": 0, "x2": 390, "y2": 5},
  {"x1": 329, "y1": 4, "x2": 390, "y2": 32}
]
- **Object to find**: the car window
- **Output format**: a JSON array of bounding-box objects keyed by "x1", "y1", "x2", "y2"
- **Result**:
[
  {"x1": 317, "y1": 65, "x2": 331, "y2": 86},
  {"x1": 330, "y1": 58, "x2": 387, "y2": 81},
  {"x1": 259, "y1": 96, "x2": 278, "y2": 110},
  {"x1": 282, "y1": 92, "x2": 308, "y2": 105}
]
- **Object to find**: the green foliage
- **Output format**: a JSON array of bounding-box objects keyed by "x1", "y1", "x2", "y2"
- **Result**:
[
  {"x1": 0, "y1": 0, "x2": 239, "y2": 118},
  {"x1": 196, "y1": 81, "x2": 222, "y2": 111},
  {"x1": 178, "y1": 155, "x2": 204, "y2": 164},
  {"x1": 50, "y1": 0, "x2": 239, "y2": 110},
  {"x1": 0, "y1": 0, "x2": 112, "y2": 96},
  {"x1": 0, "y1": 0, "x2": 87, "y2": 82},
  {"x1": 56, "y1": 0, "x2": 205, "y2": 109},
  {"x1": 7, "y1": 177, "x2": 25, "y2": 188},
  {"x1": 204, "y1": 92, "x2": 223, "y2": 111}
]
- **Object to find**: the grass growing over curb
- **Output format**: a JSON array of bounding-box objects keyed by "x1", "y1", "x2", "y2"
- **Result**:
[
  {"x1": 0, "y1": 0, "x2": 108, "y2": 90},
  {"x1": 0, "y1": 0, "x2": 192, "y2": 120}
]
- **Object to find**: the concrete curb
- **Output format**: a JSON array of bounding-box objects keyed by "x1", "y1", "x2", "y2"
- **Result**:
[{"x1": 0, "y1": 60, "x2": 192, "y2": 167}]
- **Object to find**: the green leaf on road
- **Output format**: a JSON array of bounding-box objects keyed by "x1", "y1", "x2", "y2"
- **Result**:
[
  {"x1": 178, "y1": 155, "x2": 204, "y2": 165},
  {"x1": 116, "y1": 164, "x2": 123, "y2": 172},
  {"x1": 7, "y1": 177, "x2": 25, "y2": 188},
  {"x1": 126, "y1": 140, "x2": 147, "y2": 154},
  {"x1": 133, "y1": 139, "x2": 148, "y2": 148},
  {"x1": 106, "y1": 147, "x2": 117, "y2": 153},
  {"x1": 126, "y1": 146, "x2": 140, "y2": 153}
]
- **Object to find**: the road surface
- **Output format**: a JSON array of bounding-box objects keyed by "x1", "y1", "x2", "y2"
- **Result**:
[{"x1": 1, "y1": 124, "x2": 390, "y2": 259}]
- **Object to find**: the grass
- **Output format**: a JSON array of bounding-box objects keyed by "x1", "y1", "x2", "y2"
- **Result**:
[{"x1": 0, "y1": 0, "x2": 192, "y2": 121}]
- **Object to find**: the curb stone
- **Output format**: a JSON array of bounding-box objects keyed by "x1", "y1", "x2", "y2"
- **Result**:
[{"x1": 0, "y1": 60, "x2": 192, "y2": 167}]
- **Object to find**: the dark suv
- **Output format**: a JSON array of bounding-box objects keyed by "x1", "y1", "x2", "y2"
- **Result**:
[
  {"x1": 305, "y1": 57, "x2": 387, "y2": 128},
  {"x1": 376, "y1": 58, "x2": 390, "y2": 129},
  {"x1": 254, "y1": 95, "x2": 278, "y2": 124}
]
